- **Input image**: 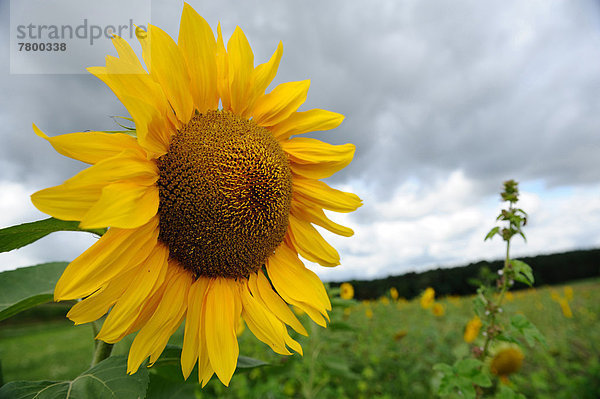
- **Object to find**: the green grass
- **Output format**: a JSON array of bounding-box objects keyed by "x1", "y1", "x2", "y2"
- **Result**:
[{"x1": 1, "y1": 279, "x2": 599, "y2": 398}]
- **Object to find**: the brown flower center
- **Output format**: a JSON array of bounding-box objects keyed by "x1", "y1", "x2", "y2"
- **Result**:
[{"x1": 156, "y1": 110, "x2": 292, "y2": 279}]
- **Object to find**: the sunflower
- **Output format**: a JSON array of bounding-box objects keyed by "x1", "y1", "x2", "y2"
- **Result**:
[
  {"x1": 488, "y1": 344, "x2": 524, "y2": 383},
  {"x1": 463, "y1": 315, "x2": 482, "y2": 343},
  {"x1": 30, "y1": 3, "x2": 361, "y2": 387},
  {"x1": 431, "y1": 302, "x2": 445, "y2": 317},
  {"x1": 340, "y1": 282, "x2": 354, "y2": 300},
  {"x1": 420, "y1": 287, "x2": 435, "y2": 309}
]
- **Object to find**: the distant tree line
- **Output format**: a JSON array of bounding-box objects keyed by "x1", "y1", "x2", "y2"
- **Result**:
[{"x1": 330, "y1": 249, "x2": 600, "y2": 300}]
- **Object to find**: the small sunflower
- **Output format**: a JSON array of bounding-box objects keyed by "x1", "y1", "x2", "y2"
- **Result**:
[
  {"x1": 463, "y1": 315, "x2": 482, "y2": 343},
  {"x1": 340, "y1": 282, "x2": 354, "y2": 300},
  {"x1": 389, "y1": 287, "x2": 399, "y2": 300},
  {"x1": 564, "y1": 286, "x2": 574, "y2": 301},
  {"x1": 420, "y1": 287, "x2": 435, "y2": 309},
  {"x1": 393, "y1": 330, "x2": 407, "y2": 341},
  {"x1": 558, "y1": 298, "x2": 573, "y2": 318},
  {"x1": 30, "y1": 3, "x2": 361, "y2": 387},
  {"x1": 489, "y1": 344, "x2": 524, "y2": 383},
  {"x1": 432, "y1": 302, "x2": 445, "y2": 317}
]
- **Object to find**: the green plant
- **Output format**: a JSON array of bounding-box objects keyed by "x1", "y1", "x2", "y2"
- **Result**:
[{"x1": 434, "y1": 180, "x2": 546, "y2": 399}]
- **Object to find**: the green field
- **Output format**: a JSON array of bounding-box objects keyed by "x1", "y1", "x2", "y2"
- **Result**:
[{"x1": 1, "y1": 279, "x2": 599, "y2": 398}]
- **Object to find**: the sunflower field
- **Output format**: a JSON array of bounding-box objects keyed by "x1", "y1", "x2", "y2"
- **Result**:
[{"x1": 1, "y1": 278, "x2": 598, "y2": 398}]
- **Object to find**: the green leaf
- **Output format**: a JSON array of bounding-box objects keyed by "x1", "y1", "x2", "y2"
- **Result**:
[
  {"x1": 510, "y1": 314, "x2": 547, "y2": 348},
  {"x1": 0, "y1": 218, "x2": 105, "y2": 253},
  {"x1": 146, "y1": 374, "x2": 197, "y2": 399},
  {"x1": 454, "y1": 358, "x2": 482, "y2": 376},
  {"x1": 484, "y1": 226, "x2": 500, "y2": 241},
  {"x1": 0, "y1": 355, "x2": 149, "y2": 399},
  {"x1": 148, "y1": 346, "x2": 267, "y2": 382},
  {"x1": 496, "y1": 384, "x2": 527, "y2": 399},
  {"x1": 510, "y1": 259, "x2": 534, "y2": 286},
  {"x1": 455, "y1": 376, "x2": 476, "y2": 399},
  {"x1": 236, "y1": 355, "x2": 268, "y2": 369},
  {"x1": 433, "y1": 363, "x2": 454, "y2": 374},
  {"x1": 328, "y1": 321, "x2": 355, "y2": 331},
  {"x1": 471, "y1": 371, "x2": 492, "y2": 388},
  {"x1": 0, "y1": 262, "x2": 67, "y2": 322},
  {"x1": 496, "y1": 333, "x2": 520, "y2": 345},
  {"x1": 110, "y1": 115, "x2": 136, "y2": 130},
  {"x1": 147, "y1": 346, "x2": 186, "y2": 382}
]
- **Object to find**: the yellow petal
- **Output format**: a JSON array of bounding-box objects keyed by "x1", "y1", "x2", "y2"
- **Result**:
[
  {"x1": 204, "y1": 278, "x2": 241, "y2": 386},
  {"x1": 110, "y1": 34, "x2": 145, "y2": 70},
  {"x1": 253, "y1": 80, "x2": 310, "y2": 127},
  {"x1": 31, "y1": 184, "x2": 104, "y2": 222},
  {"x1": 54, "y1": 217, "x2": 159, "y2": 300},
  {"x1": 286, "y1": 214, "x2": 340, "y2": 267},
  {"x1": 266, "y1": 244, "x2": 331, "y2": 322},
  {"x1": 239, "y1": 280, "x2": 291, "y2": 355},
  {"x1": 227, "y1": 26, "x2": 254, "y2": 115},
  {"x1": 293, "y1": 177, "x2": 362, "y2": 213},
  {"x1": 270, "y1": 109, "x2": 344, "y2": 140},
  {"x1": 282, "y1": 138, "x2": 355, "y2": 179},
  {"x1": 79, "y1": 182, "x2": 158, "y2": 229},
  {"x1": 245, "y1": 42, "x2": 283, "y2": 117},
  {"x1": 118, "y1": 95, "x2": 171, "y2": 157},
  {"x1": 249, "y1": 271, "x2": 307, "y2": 336},
  {"x1": 97, "y1": 244, "x2": 169, "y2": 343},
  {"x1": 127, "y1": 268, "x2": 192, "y2": 373},
  {"x1": 290, "y1": 200, "x2": 353, "y2": 237},
  {"x1": 178, "y1": 4, "x2": 218, "y2": 112},
  {"x1": 33, "y1": 124, "x2": 140, "y2": 165},
  {"x1": 216, "y1": 23, "x2": 231, "y2": 111},
  {"x1": 121, "y1": 262, "x2": 175, "y2": 338},
  {"x1": 88, "y1": 43, "x2": 178, "y2": 152},
  {"x1": 31, "y1": 150, "x2": 158, "y2": 222},
  {"x1": 66, "y1": 268, "x2": 137, "y2": 325},
  {"x1": 181, "y1": 277, "x2": 210, "y2": 380},
  {"x1": 284, "y1": 334, "x2": 303, "y2": 356},
  {"x1": 138, "y1": 25, "x2": 194, "y2": 124},
  {"x1": 198, "y1": 302, "x2": 215, "y2": 387},
  {"x1": 62, "y1": 150, "x2": 157, "y2": 188}
]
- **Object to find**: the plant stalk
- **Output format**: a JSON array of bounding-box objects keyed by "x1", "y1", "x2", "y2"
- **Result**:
[
  {"x1": 91, "y1": 340, "x2": 114, "y2": 367},
  {"x1": 91, "y1": 320, "x2": 113, "y2": 366}
]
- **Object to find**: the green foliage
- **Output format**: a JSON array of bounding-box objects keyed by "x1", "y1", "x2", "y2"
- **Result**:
[
  {"x1": 435, "y1": 358, "x2": 492, "y2": 399},
  {"x1": 509, "y1": 314, "x2": 547, "y2": 348},
  {"x1": 1, "y1": 279, "x2": 599, "y2": 398},
  {"x1": 0, "y1": 262, "x2": 67, "y2": 322},
  {"x1": 510, "y1": 260, "x2": 534, "y2": 287},
  {"x1": 433, "y1": 180, "x2": 540, "y2": 398},
  {"x1": 484, "y1": 227, "x2": 500, "y2": 241},
  {"x1": 485, "y1": 180, "x2": 527, "y2": 243},
  {"x1": 142, "y1": 346, "x2": 267, "y2": 398},
  {"x1": 0, "y1": 356, "x2": 148, "y2": 399},
  {"x1": 495, "y1": 385, "x2": 526, "y2": 399},
  {"x1": 0, "y1": 218, "x2": 105, "y2": 253}
]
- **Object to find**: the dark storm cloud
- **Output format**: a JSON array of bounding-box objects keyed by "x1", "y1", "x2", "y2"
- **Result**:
[
  {"x1": 3, "y1": 0, "x2": 600, "y2": 196},
  {"x1": 180, "y1": 0, "x2": 600, "y2": 199}
]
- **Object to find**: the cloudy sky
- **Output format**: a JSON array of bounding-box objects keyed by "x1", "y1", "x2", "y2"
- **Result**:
[{"x1": 1, "y1": 0, "x2": 600, "y2": 281}]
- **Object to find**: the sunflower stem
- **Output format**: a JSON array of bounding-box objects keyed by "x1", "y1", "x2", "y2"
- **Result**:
[
  {"x1": 91, "y1": 340, "x2": 114, "y2": 367},
  {"x1": 91, "y1": 320, "x2": 113, "y2": 366}
]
